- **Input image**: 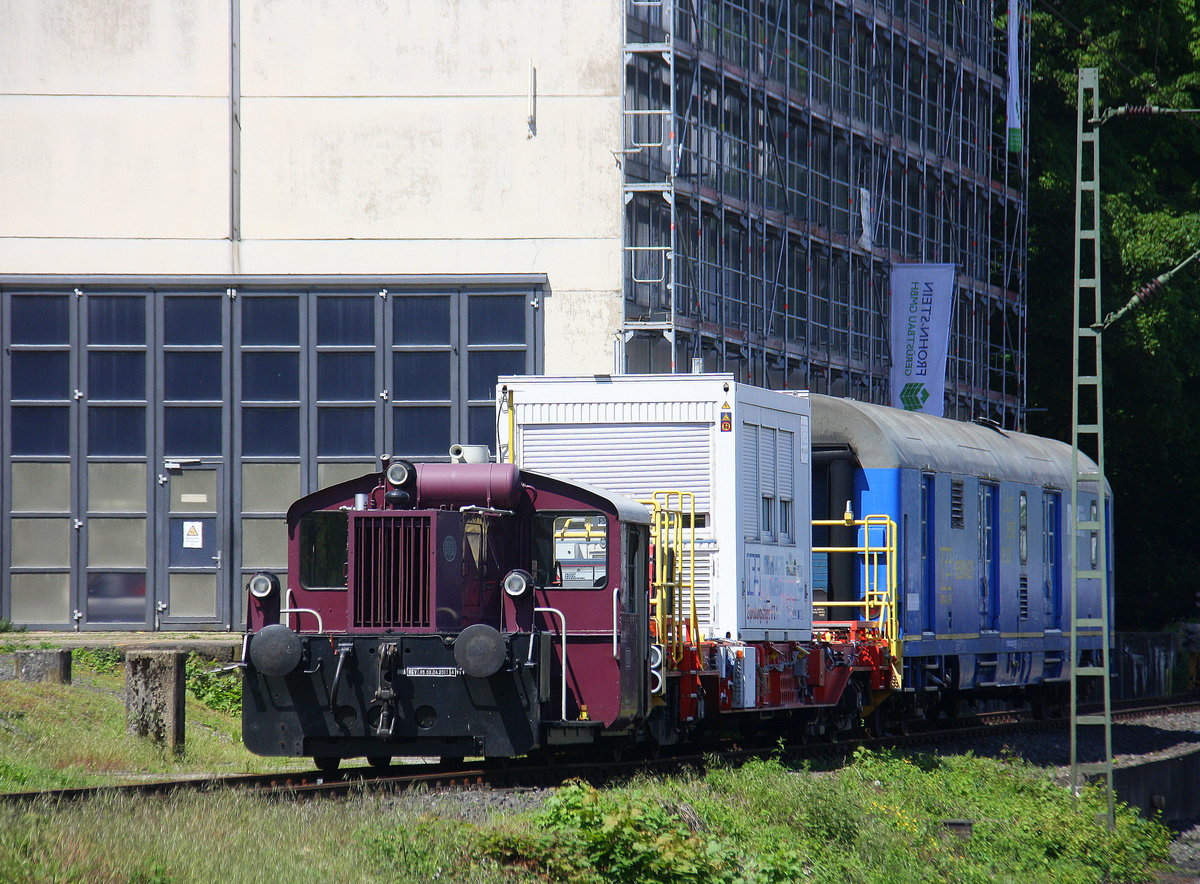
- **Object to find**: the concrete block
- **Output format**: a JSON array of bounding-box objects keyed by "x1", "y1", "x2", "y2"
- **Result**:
[
  {"x1": 0, "y1": 654, "x2": 15, "y2": 680},
  {"x1": 16, "y1": 649, "x2": 71, "y2": 684},
  {"x1": 125, "y1": 650, "x2": 185, "y2": 751}
]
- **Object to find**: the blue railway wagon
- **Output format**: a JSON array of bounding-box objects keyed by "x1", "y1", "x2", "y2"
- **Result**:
[{"x1": 810, "y1": 395, "x2": 1110, "y2": 714}]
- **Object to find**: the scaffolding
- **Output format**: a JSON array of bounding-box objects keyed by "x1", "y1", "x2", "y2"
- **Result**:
[{"x1": 620, "y1": 0, "x2": 1028, "y2": 428}]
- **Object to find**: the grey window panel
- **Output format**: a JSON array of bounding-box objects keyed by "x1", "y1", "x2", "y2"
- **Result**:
[
  {"x1": 88, "y1": 462, "x2": 146, "y2": 513},
  {"x1": 242, "y1": 352, "x2": 299, "y2": 400},
  {"x1": 468, "y1": 296, "x2": 525, "y2": 345},
  {"x1": 10, "y1": 462, "x2": 70, "y2": 513},
  {"x1": 88, "y1": 518, "x2": 147, "y2": 568},
  {"x1": 11, "y1": 352, "x2": 69, "y2": 400},
  {"x1": 393, "y1": 295, "x2": 451, "y2": 344},
  {"x1": 242, "y1": 463, "x2": 300, "y2": 514},
  {"x1": 393, "y1": 350, "x2": 451, "y2": 400},
  {"x1": 165, "y1": 352, "x2": 222, "y2": 401},
  {"x1": 165, "y1": 407, "x2": 221, "y2": 456},
  {"x1": 393, "y1": 405, "x2": 451, "y2": 457},
  {"x1": 88, "y1": 296, "x2": 145, "y2": 344},
  {"x1": 11, "y1": 406, "x2": 69, "y2": 455},
  {"x1": 467, "y1": 350, "x2": 525, "y2": 400},
  {"x1": 316, "y1": 297, "x2": 373, "y2": 345},
  {"x1": 11, "y1": 296, "x2": 69, "y2": 344},
  {"x1": 164, "y1": 296, "x2": 221, "y2": 345},
  {"x1": 86, "y1": 572, "x2": 146, "y2": 623},
  {"x1": 243, "y1": 296, "x2": 299, "y2": 345},
  {"x1": 468, "y1": 406, "x2": 497, "y2": 449},
  {"x1": 243, "y1": 407, "x2": 300, "y2": 456},
  {"x1": 317, "y1": 407, "x2": 374, "y2": 456},
  {"x1": 317, "y1": 352, "x2": 374, "y2": 401},
  {"x1": 10, "y1": 573, "x2": 70, "y2": 624},
  {"x1": 88, "y1": 407, "x2": 146, "y2": 456},
  {"x1": 170, "y1": 471, "x2": 217, "y2": 513},
  {"x1": 89, "y1": 351, "x2": 146, "y2": 400},
  {"x1": 11, "y1": 518, "x2": 72, "y2": 567},
  {"x1": 317, "y1": 462, "x2": 374, "y2": 489},
  {"x1": 242, "y1": 518, "x2": 288, "y2": 570},
  {"x1": 168, "y1": 572, "x2": 216, "y2": 618}
]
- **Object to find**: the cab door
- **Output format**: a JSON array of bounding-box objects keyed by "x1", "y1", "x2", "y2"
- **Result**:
[
  {"x1": 618, "y1": 523, "x2": 650, "y2": 722},
  {"x1": 532, "y1": 509, "x2": 623, "y2": 726}
]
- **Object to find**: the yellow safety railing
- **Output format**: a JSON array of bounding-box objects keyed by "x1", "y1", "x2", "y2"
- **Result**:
[
  {"x1": 639, "y1": 491, "x2": 697, "y2": 665},
  {"x1": 812, "y1": 507, "x2": 900, "y2": 688}
]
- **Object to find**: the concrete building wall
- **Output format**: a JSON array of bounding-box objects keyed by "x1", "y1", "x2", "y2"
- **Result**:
[{"x1": 0, "y1": 0, "x2": 625, "y2": 374}]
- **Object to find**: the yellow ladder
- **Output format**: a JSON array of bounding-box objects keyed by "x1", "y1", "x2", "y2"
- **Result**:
[
  {"x1": 641, "y1": 491, "x2": 696, "y2": 665},
  {"x1": 812, "y1": 507, "x2": 900, "y2": 689}
]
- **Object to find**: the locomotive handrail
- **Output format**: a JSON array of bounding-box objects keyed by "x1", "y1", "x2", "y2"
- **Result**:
[
  {"x1": 535, "y1": 606, "x2": 569, "y2": 721},
  {"x1": 280, "y1": 589, "x2": 325, "y2": 633},
  {"x1": 280, "y1": 607, "x2": 325, "y2": 634},
  {"x1": 612, "y1": 587, "x2": 620, "y2": 660}
]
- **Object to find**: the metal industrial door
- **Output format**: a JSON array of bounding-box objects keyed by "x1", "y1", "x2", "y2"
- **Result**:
[{"x1": 158, "y1": 462, "x2": 227, "y2": 629}]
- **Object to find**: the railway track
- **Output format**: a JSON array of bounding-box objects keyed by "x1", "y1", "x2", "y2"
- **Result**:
[{"x1": 5, "y1": 698, "x2": 1196, "y2": 805}]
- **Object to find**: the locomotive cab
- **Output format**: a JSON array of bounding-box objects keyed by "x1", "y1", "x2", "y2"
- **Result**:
[{"x1": 241, "y1": 459, "x2": 652, "y2": 768}]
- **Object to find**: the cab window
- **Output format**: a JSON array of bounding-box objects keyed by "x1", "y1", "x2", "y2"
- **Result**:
[
  {"x1": 532, "y1": 512, "x2": 608, "y2": 588},
  {"x1": 299, "y1": 511, "x2": 348, "y2": 590}
]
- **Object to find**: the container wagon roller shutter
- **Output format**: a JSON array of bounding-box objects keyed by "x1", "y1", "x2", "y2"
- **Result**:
[
  {"x1": 519, "y1": 423, "x2": 718, "y2": 630},
  {"x1": 519, "y1": 423, "x2": 712, "y2": 514}
]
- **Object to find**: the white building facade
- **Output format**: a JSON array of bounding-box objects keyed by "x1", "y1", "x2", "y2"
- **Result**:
[{"x1": 0, "y1": 0, "x2": 1026, "y2": 630}]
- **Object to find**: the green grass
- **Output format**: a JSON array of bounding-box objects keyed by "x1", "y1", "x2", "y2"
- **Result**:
[
  {"x1": 0, "y1": 651, "x2": 307, "y2": 793},
  {"x1": 0, "y1": 789, "x2": 526, "y2": 884},
  {"x1": 0, "y1": 652, "x2": 1172, "y2": 881},
  {"x1": 0, "y1": 750, "x2": 1170, "y2": 883}
]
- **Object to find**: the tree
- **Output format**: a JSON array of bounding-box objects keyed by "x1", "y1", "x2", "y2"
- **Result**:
[{"x1": 1027, "y1": 0, "x2": 1200, "y2": 628}]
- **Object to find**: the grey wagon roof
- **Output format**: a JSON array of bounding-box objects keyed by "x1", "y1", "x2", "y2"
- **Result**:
[{"x1": 809, "y1": 394, "x2": 1099, "y2": 489}]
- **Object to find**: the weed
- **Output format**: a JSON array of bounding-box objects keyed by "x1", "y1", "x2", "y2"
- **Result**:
[
  {"x1": 184, "y1": 653, "x2": 241, "y2": 715},
  {"x1": 73, "y1": 647, "x2": 123, "y2": 675}
]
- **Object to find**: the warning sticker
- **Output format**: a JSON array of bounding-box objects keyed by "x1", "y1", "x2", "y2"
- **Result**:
[
  {"x1": 720, "y1": 411, "x2": 733, "y2": 432},
  {"x1": 183, "y1": 521, "x2": 203, "y2": 549}
]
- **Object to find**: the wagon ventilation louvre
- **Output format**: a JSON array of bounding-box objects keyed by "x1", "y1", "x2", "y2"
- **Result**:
[
  {"x1": 351, "y1": 514, "x2": 431, "y2": 629},
  {"x1": 950, "y1": 480, "x2": 965, "y2": 528}
]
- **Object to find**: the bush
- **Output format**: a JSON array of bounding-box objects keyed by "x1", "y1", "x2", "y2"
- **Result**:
[{"x1": 480, "y1": 754, "x2": 1170, "y2": 884}]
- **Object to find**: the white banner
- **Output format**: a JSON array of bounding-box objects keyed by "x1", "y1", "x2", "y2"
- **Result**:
[
  {"x1": 1007, "y1": 0, "x2": 1022, "y2": 152},
  {"x1": 889, "y1": 264, "x2": 956, "y2": 417}
]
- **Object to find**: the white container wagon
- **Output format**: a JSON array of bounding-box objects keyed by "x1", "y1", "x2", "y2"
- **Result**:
[{"x1": 497, "y1": 373, "x2": 814, "y2": 644}]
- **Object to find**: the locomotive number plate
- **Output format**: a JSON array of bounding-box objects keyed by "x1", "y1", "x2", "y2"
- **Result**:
[{"x1": 403, "y1": 667, "x2": 462, "y2": 678}]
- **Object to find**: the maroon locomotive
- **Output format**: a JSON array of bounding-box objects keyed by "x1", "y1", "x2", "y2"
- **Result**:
[{"x1": 241, "y1": 458, "x2": 889, "y2": 769}]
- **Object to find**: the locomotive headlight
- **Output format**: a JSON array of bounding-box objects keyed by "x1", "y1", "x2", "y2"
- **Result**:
[
  {"x1": 248, "y1": 571, "x2": 280, "y2": 599},
  {"x1": 502, "y1": 569, "x2": 533, "y2": 598},
  {"x1": 385, "y1": 459, "x2": 414, "y2": 487}
]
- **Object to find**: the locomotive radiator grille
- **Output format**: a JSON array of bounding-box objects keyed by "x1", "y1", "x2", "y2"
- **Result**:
[{"x1": 350, "y1": 514, "x2": 431, "y2": 629}]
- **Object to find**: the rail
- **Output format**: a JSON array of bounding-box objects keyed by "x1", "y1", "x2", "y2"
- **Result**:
[{"x1": 812, "y1": 510, "x2": 900, "y2": 688}]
